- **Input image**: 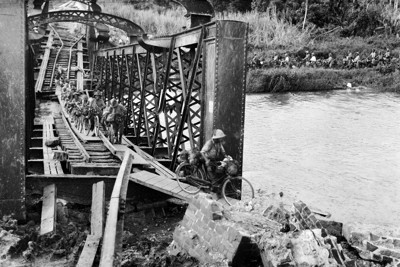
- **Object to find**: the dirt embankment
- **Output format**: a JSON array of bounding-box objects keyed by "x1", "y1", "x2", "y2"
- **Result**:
[{"x1": 0, "y1": 193, "x2": 198, "y2": 267}]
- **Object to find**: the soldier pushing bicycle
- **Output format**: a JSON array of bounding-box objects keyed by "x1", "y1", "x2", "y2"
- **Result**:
[{"x1": 175, "y1": 129, "x2": 254, "y2": 205}]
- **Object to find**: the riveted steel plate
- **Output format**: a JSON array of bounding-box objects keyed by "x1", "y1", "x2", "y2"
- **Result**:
[{"x1": 0, "y1": 1, "x2": 26, "y2": 219}]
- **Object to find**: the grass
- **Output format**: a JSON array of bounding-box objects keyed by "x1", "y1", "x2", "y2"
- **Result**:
[
  {"x1": 99, "y1": 1, "x2": 400, "y2": 93},
  {"x1": 247, "y1": 68, "x2": 400, "y2": 93},
  {"x1": 100, "y1": 2, "x2": 311, "y2": 48}
]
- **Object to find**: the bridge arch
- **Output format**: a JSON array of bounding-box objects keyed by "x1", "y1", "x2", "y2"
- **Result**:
[{"x1": 28, "y1": 10, "x2": 145, "y2": 37}]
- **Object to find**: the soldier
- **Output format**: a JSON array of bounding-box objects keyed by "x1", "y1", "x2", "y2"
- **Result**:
[
  {"x1": 103, "y1": 99, "x2": 127, "y2": 143},
  {"x1": 201, "y1": 129, "x2": 231, "y2": 183},
  {"x1": 89, "y1": 90, "x2": 106, "y2": 133}
]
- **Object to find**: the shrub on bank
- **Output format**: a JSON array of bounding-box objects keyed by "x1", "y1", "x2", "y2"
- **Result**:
[{"x1": 246, "y1": 68, "x2": 400, "y2": 93}]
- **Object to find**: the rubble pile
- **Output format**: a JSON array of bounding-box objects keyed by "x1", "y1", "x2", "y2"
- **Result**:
[
  {"x1": 0, "y1": 198, "x2": 91, "y2": 266},
  {"x1": 170, "y1": 193, "x2": 400, "y2": 267}
]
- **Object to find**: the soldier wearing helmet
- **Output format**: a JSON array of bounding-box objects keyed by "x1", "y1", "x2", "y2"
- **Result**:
[
  {"x1": 103, "y1": 99, "x2": 127, "y2": 143},
  {"x1": 201, "y1": 129, "x2": 229, "y2": 180},
  {"x1": 90, "y1": 90, "x2": 105, "y2": 114}
]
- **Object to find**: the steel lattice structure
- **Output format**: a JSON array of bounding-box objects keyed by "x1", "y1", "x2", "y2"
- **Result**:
[
  {"x1": 94, "y1": 21, "x2": 248, "y2": 170},
  {"x1": 28, "y1": 10, "x2": 144, "y2": 37}
]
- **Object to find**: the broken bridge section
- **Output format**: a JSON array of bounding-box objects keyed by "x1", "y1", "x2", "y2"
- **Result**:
[{"x1": 28, "y1": 10, "x2": 145, "y2": 38}]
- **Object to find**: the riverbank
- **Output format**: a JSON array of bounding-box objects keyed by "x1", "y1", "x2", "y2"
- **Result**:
[{"x1": 246, "y1": 67, "x2": 400, "y2": 93}]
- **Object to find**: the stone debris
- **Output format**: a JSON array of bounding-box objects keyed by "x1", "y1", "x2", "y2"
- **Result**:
[
  {"x1": 45, "y1": 137, "x2": 61, "y2": 147},
  {"x1": 171, "y1": 193, "x2": 399, "y2": 267},
  {"x1": 343, "y1": 222, "x2": 400, "y2": 265}
]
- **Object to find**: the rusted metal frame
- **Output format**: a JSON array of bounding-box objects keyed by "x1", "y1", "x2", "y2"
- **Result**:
[
  {"x1": 175, "y1": 48, "x2": 188, "y2": 149},
  {"x1": 136, "y1": 52, "x2": 151, "y2": 146},
  {"x1": 115, "y1": 51, "x2": 123, "y2": 102},
  {"x1": 163, "y1": 90, "x2": 180, "y2": 157},
  {"x1": 95, "y1": 21, "x2": 219, "y2": 58},
  {"x1": 170, "y1": 27, "x2": 205, "y2": 169},
  {"x1": 151, "y1": 37, "x2": 176, "y2": 156},
  {"x1": 28, "y1": 11, "x2": 145, "y2": 37},
  {"x1": 98, "y1": 56, "x2": 105, "y2": 95},
  {"x1": 132, "y1": 53, "x2": 144, "y2": 139},
  {"x1": 104, "y1": 52, "x2": 110, "y2": 100},
  {"x1": 171, "y1": 0, "x2": 214, "y2": 16},
  {"x1": 141, "y1": 53, "x2": 159, "y2": 147},
  {"x1": 161, "y1": 51, "x2": 183, "y2": 157},
  {"x1": 176, "y1": 48, "x2": 194, "y2": 149},
  {"x1": 49, "y1": 25, "x2": 64, "y2": 90},
  {"x1": 110, "y1": 51, "x2": 117, "y2": 100},
  {"x1": 187, "y1": 65, "x2": 203, "y2": 148},
  {"x1": 120, "y1": 52, "x2": 126, "y2": 103},
  {"x1": 125, "y1": 52, "x2": 135, "y2": 134}
]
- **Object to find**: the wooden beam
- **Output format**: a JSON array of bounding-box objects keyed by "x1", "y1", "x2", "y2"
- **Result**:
[
  {"x1": 40, "y1": 184, "x2": 57, "y2": 235},
  {"x1": 76, "y1": 235, "x2": 101, "y2": 267},
  {"x1": 91, "y1": 181, "x2": 105, "y2": 237},
  {"x1": 35, "y1": 31, "x2": 54, "y2": 92},
  {"x1": 70, "y1": 163, "x2": 120, "y2": 176},
  {"x1": 99, "y1": 151, "x2": 133, "y2": 267}
]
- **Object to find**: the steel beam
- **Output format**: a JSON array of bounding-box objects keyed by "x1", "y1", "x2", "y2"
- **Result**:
[
  {"x1": 95, "y1": 22, "x2": 217, "y2": 57},
  {"x1": 28, "y1": 10, "x2": 145, "y2": 37},
  {"x1": 202, "y1": 21, "x2": 248, "y2": 172},
  {"x1": 0, "y1": 1, "x2": 27, "y2": 219}
]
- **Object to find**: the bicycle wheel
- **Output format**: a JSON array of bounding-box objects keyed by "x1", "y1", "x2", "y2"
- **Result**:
[
  {"x1": 175, "y1": 163, "x2": 205, "y2": 194},
  {"x1": 108, "y1": 123, "x2": 115, "y2": 144},
  {"x1": 222, "y1": 177, "x2": 254, "y2": 206},
  {"x1": 84, "y1": 117, "x2": 91, "y2": 136},
  {"x1": 94, "y1": 116, "x2": 100, "y2": 137}
]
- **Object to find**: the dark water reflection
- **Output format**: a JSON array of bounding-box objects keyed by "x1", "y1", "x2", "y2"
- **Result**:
[{"x1": 243, "y1": 90, "x2": 400, "y2": 225}]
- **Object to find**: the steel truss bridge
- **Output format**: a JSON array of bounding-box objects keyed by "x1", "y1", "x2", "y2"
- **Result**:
[{"x1": 0, "y1": 0, "x2": 248, "y2": 240}]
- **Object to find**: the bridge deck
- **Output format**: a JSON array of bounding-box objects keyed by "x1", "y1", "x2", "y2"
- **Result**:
[{"x1": 129, "y1": 171, "x2": 195, "y2": 201}]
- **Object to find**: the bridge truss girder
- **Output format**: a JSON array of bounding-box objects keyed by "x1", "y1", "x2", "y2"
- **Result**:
[
  {"x1": 94, "y1": 21, "x2": 248, "y2": 170},
  {"x1": 28, "y1": 10, "x2": 145, "y2": 37}
]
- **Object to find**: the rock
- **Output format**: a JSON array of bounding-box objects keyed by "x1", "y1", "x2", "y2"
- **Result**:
[
  {"x1": 320, "y1": 220, "x2": 343, "y2": 237},
  {"x1": 45, "y1": 137, "x2": 60, "y2": 147},
  {"x1": 342, "y1": 222, "x2": 400, "y2": 263},
  {"x1": 291, "y1": 230, "x2": 333, "y2": 267},
  {"x1": 258, "y1": 232, "x2": 295, "y2": 267},
  {"x1": 51, "y1": 249, "x2": 66, "y2": 259},
  {"x1": 262, "y1": 204, "x2": 289, "y2": 224}
]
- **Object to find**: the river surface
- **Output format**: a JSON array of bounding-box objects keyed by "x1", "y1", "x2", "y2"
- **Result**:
[{"x1": 242, "y1": 90, "x2": 400, "y2": 226}]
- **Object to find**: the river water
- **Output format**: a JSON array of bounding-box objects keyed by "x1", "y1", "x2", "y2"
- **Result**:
[{"x1": 242, "y1": 90, "x2": 400, "y2": 226}]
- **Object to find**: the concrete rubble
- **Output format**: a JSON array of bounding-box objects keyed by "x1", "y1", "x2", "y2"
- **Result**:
[{"x1": 170, "y1": 192, "x2": 399, "y2": 267}]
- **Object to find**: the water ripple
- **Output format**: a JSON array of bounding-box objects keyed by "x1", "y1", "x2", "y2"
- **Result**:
[{"x1": 244, "y1": 91, "x2": 400, "y2": 225}]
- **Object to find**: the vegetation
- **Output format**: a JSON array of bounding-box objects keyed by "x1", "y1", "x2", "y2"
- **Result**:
[{"x1": 100, "y1": 0, "x2": 400, "y2": 92}]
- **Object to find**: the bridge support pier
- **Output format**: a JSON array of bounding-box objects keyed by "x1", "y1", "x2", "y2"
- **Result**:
[{"x1": 0, "y1": 1, "x2": 28, "y2": 219}]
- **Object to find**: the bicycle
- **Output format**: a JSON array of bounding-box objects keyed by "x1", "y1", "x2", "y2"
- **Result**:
[
  {"x1": 104, "y1": 113, "x2": 125, "y2": 144},
  {"x1": 175, "y1": 156, "x2": 254, "y2": 206},
  {"x1": 83, "y1": 108, "x2": 101, "y2": 136}
]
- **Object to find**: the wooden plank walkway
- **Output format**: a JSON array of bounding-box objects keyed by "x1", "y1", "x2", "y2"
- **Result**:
[
  {"x1": 58, "y1": 95, "x2": 100, "y2": 142},
  {"x1": 42, "y1": 117, "x2": 64, "y2": 175},
  {"x1": 129, "y1": 171, "x2": 195, "y2": 202}
]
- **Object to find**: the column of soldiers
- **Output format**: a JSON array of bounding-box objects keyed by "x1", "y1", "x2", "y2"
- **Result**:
[
  {"x1": 60, "y1": 80, "x2": 126, "y2": 140},
  {"x1": 250, "y1": 47, "x2": 396, "y2": 71}
]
